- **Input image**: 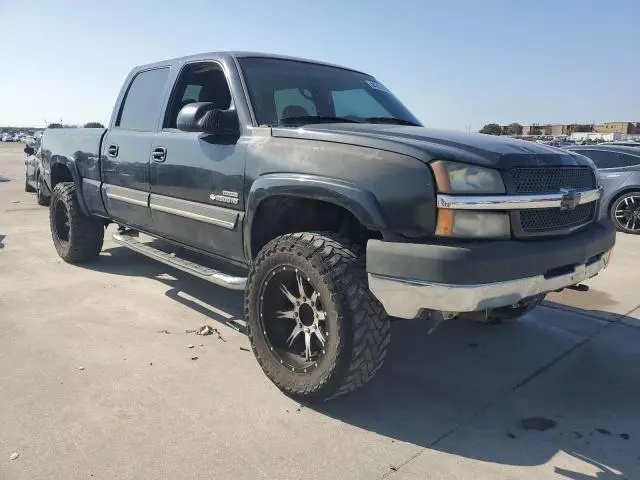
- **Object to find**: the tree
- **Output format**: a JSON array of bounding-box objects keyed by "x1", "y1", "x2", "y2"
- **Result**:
[
  {"x1": 84, "y1": 122, "x2": 104, "y2": 128},
  {"x1": 479, "y1": 123, "x2": 502, "y2": 135},
  {"x1": 507, "y1": 122, "x2": 523, "y2": 135},
  {"x1": 531, "y1": 126, "x2": 542, "y2": 135},
  {"x1": 47, "y1": 123, "x2": 63, "y2": 129}
]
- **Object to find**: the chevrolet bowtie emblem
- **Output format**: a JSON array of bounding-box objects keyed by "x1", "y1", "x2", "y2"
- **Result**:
[{"x1": 560, "y1": 188, "x2": 581, "y2": 211}]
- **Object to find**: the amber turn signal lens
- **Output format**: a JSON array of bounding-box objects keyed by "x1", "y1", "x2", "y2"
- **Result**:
[
  {"x1": 430, "y1": 160, "x2": 452, "y2": 193},
  {"x1": 436, "y1": 209, "x2": 454, "y2": 236}
]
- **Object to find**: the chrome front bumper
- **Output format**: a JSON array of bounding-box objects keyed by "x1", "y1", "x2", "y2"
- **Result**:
[{"x1": 368, "y1": 250, "x2": 611, "y2": 319}]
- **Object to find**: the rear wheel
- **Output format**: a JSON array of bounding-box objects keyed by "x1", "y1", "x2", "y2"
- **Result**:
[
  {"x1": 36, "y1": 173, "x2": 50, "y2": 206},
  {"x1": 611, "y1": 192, "x2": 640, "y2": 234},
  {"x1": 246, "y1": 232, "x2": 390, "y2": 401},
  {"x1": 50, "y1": 182, "x2": 104, "y2": 263}
]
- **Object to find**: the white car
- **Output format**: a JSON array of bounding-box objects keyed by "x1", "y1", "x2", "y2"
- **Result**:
[{"x1": 1, "y1": 133, "x2": 13, "y2": 142}]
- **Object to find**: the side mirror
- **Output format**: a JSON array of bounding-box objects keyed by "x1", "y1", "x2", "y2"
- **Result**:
[
  {"x1": 177, "y1": 102, "x2": 239, "y2": 136},
  {"x1": 24, "y1": 146, "x2": 35, "y2": 156}
]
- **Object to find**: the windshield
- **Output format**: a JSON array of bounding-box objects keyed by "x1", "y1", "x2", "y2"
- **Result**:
[{"x1": 238, "y1": 57, "x2": 421, "y2": 127}]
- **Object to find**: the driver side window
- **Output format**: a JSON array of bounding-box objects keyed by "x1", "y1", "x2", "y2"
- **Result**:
[{"x1": 164, "y1": 62, "x2": 232, "y2": 129}]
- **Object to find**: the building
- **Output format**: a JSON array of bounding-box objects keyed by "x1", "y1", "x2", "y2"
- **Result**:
[{"x1": 594, "y1": 122, "x2": 640, "y2": 134}]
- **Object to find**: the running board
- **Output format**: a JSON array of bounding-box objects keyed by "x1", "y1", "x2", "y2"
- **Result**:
[{"x1": 112, "y1": 232, "x2": 246, "y2": 290}]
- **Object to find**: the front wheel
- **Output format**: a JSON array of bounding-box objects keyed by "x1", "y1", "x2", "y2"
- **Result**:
[
  {"x1": 246, "y1": 233, "x2": 390, "y2": 401},
  {"x1": 25, "y1": 173, "x2": 35, "y2": 192},
  {"x1": 611, "y1": 192, "x2": 640, "y2": 234},
  {"x1": 50, "y1": 182, "x2": 104, "y2": 263},
  {"x1": 36, "y1": 173, "x2": 50, "y2": 206}
]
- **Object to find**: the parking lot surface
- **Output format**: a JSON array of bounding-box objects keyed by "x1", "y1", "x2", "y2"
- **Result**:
[{"x1": 1, "y1": 142, "x2": 638, "y2": 480}]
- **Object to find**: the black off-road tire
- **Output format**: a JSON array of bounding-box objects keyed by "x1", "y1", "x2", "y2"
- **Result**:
[
  {"x1": 50, "y1": 182, "x2": 104, "y2": 263},
  {"x1": 36, "y1": 173, "x2": 50, "y2": 206},
  {"x1": 25, "y1": 173, "x2": 35, "y2": 192},
  {"x1": 246, "y1": 232, "x2": 390, "y2": 401}
]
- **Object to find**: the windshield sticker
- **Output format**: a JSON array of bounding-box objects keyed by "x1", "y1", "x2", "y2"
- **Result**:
[{"x1": 366, "y1": 80, "x2": 390, "y2": 93}]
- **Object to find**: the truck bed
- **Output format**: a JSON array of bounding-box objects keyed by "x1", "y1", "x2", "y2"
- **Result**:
[{"x1": 41, "y1": 127, "x2": 107, "y2": 215}]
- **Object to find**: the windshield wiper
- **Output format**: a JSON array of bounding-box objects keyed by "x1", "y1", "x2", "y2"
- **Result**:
[
  {"x1": 364, "y1": 117, "x2": 421, "y2": 127},
  {"x1": 278, "y1": 116, "x2": 361, "y2": 126}
]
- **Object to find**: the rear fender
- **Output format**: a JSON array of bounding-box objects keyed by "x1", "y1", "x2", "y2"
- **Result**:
[{"x1": 50, "y1": 157, "x2": 90, "y2": 216}]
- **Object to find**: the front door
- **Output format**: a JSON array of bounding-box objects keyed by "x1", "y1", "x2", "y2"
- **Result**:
[
  {"x1": 149, "y1": 61, "x2": 246, "y2": 263},
  {"x1": 101, "y1": 67, "x2": 171, "y2": 231}
]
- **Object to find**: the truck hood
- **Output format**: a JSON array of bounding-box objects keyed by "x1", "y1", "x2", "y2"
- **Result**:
[{"x1": 271, "y1": 124, "x2": 589, "y2": 169}]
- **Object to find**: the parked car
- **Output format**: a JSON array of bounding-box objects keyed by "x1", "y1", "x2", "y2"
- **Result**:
[
  {"x1": 23, "y1": 141, "x2": 49, "y2": 205},
  {"x1": 40, "y1": 52, "x2": 615, "y2": 400},
  {"x1": 566, "y1": 145, "x2": 640, "y2": 233},
  {"x1": 599, "y1": 141, "x2": 640, "y2": 148},
  {"x1": 2, "y1": 133, "x2": 14, "y2": 142}
]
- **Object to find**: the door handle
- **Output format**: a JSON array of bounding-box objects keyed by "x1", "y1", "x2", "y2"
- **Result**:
[
  {"x1": 152, "y1": 147, "x2": 167, "y2": 162},
  {"x1": 107, "y1": 144, "x2": 119, "y2": 157}
]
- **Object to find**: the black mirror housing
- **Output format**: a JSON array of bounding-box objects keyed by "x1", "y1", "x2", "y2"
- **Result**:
[
  {"x1": 24, "y1": 146, "x2": 35, "y2": 156},
  {"x1": 177, "y1": 102, "x2": 239, "y2": 136}
]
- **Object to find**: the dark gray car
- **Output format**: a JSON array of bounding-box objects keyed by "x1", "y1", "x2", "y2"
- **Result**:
[{"x1": 566, "y1": 145, "x2": 640, "y2": 233}]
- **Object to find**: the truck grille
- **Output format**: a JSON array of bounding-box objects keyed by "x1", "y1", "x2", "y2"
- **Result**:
[
  {"x1": 519, "y1": 203, "x2": 596, "y2": 233},
  {"x1": 509, "y1": 166, "x2": 596, "y2": 194},
  {"x1": 508, "y1": 166, "x2": 598, "y2": 236}
]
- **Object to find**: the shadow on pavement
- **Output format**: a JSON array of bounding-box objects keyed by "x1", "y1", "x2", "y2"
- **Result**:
[{"x1": 80, "y1": 244, "x2": 638, "y2": 479}]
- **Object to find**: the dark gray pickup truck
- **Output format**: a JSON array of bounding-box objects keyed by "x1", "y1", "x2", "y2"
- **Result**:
[{"x1": 41, "y1": 52, "x2": 615, "y2": 400}]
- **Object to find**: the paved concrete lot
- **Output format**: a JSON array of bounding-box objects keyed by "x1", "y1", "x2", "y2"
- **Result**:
[{"x1": 1, "y1": 142, "x2": 638, "y2": 480}]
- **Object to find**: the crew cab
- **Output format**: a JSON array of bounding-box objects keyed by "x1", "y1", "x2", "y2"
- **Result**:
[{"x1": 40, "y1": 52, "x2": 615, "y2": 400}]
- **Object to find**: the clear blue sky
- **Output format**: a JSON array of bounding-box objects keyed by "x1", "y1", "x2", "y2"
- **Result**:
[{"x1": 1, "y1": 0, "x2": 639, "y2": 130}]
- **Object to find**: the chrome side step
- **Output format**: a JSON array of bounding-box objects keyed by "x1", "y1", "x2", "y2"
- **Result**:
[{"x1": 112, "y1": 232, "x2": 246, "y2": 290}]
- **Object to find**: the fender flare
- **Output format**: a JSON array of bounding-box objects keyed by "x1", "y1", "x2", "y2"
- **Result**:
[
  {"x1": 50, "y1": 157, "x2": 91, "y2": 216},
  {"x1": 243, "y1": 173, "x2": 387, "y2": 261}
]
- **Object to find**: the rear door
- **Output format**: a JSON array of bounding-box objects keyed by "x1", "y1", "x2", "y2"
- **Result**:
[
  {"x1": 101, "y1": 67, "x2": 171, "y2": 231},
  {"x1": 148, "y1": 61, "x2": 246, "y2": 262}
]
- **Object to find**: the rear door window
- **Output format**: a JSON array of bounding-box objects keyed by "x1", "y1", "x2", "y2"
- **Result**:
[
  {"x1": 576, "y1": 150, "x2": 620, "y2": 169},
  {"x1": 117, "y1": 68, "x2": 170, "y2": 131},
  {"x1": 617, "y1": 153, "x2": 640, "y2": 167}
]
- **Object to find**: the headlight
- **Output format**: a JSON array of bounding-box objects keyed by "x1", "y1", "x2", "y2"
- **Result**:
[
  {"x1": 431, "y1": 160, "x2": 505, "y2": 194},
  {"x1": 436, "y1": 210, "x2": 510, "y2": 238}
]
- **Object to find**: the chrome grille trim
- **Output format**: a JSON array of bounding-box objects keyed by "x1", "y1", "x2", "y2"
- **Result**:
[{"x1": 436, "y1": 187, "x2": 602, "y2": 210}]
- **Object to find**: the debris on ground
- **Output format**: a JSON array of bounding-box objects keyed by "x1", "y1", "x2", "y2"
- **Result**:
[
  {"x1": 519, "y1": 417, "x2": 557, "y2": 431},
  {"x1": 239, "y1": 347, "x2": 250, "y2": 352},
  {"x1": 389, "y1": 465, "x2": 398, "y2": 472},
  {"x1": 77, "y1": 366, "x2": 85, "y2": 371},
  {"x1": 187, "y1": 344, "x2": 195, "y2": 349},
  {"x1": 507, "y1": 432, "x2": 516, "y2": 439},
  {"x1": 467, "y1": 342, "x2": 479, "y2": 348},
  {"x1": 595, "y1": 428, "x2": 612, "y2": 436},
  {"x1": 10, "y1": 452, "x2": 19, "y2": 460},
  {"x1": 149, "y1": 362, "x2": 153, "y2": 366},
  {"x1": 574, "y1": 431, "x2": 584, "y2": 439},
  {"x1": 196, "y1": 325, "x2": 214, "y2": 336},
  {"x1": 157, "y1": 329, "x2": 171, "y2": 334},
  {"x1": 11, "y1": 200, "x2": 20, "y2": 204},
  {"x1": 191, "y1": 356, "x2": 199, "y2": 361},
  {"x1": 217, "y1": 333, "x2": 226, "y2": 342},
  {"x1": 619, "y1": 433, "x2": 630, "y2": 440}
]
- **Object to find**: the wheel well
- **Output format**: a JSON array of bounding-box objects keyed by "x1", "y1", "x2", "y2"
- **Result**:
[
  {"x1": 609, "y1": 187, "x2": 640, "y2": 212},
  {"x1": 250, "y1": 196, "x2": 381, "y2": 259},
  {"x1": 50, "y1": 163, "x2": 73, "y2": 189}
]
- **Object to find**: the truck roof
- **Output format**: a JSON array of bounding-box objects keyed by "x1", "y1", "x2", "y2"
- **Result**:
[{"x1": 133, "y1": 51, "x2": 368, "y2": 75}]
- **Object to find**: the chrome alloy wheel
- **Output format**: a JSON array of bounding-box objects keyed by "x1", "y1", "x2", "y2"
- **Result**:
[
  {"x1": 258, "y1": 266, "x2": 328, "y2": 371},
  {"x1": 614, "y1": 194, "x2": 640, "y2": 232}
]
